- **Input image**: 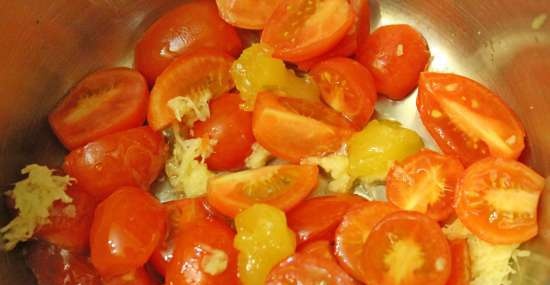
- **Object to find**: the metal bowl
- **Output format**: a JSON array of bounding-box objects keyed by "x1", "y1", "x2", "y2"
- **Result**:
[{"x1": 0, "y1": 0, "x2": 548, "y2": 284}]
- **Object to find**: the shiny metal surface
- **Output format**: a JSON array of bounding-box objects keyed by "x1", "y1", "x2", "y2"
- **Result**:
[{"x1": 0, "y1": 0, "x2": 548, "y2": 284}]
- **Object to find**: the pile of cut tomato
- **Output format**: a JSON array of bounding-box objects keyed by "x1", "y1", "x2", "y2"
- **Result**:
[{"x1": 6, "y1": 0, "x2": 545, "y2": 284}]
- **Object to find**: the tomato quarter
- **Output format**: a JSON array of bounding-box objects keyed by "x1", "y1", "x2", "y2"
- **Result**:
[
  {"x1": 207, "y1": 164, "x2": 318, "y2": 217},
  {"x1": 455, "y1": 157, "x2": 544, "y2": 244},
  {"x1": 447, "y1": 239, "x2": 471, "y2": 285},
  {"x1": 48, "y1": 68, "x2": 148, "y2": 150},
  {"x1": 215, "y1": 0, "x2": 284, "y2": 30},
  {"x1": 386, "y1": 149, "x2": 464, "y2": 221},
  {"x1": 417, "y1": 72, "x2": 526, "y2": 165}
]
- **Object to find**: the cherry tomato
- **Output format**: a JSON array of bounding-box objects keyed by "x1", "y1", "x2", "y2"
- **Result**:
[
  {"x1": 150, "y1": 198, "x2": 212, "y2": 276},
  {"x1": 362, "y1": 211, "x2": 451, "y2": 285},
  {"x1": 207, "y1": 164, "x2": 318, "y2": 217},
  {"x1": 135, "y1": 0, "x2": 241, "y2": 84},
  {"x1": 192, "y1": 93, "x2": 254, "y2": 171},
  {"x1": 417, "y1": 72, "x2": 526, "y2": 166},
  {"x1": 455, "y1": 157, "x2": 544, "y2": 244},
  {"x1": 103, "y1": 268, "x2": 159, "y2": 285},
  {"x1": 165, "y1": 219, "x2": 239, "y2": 285},
  {"x1": 252, "y1": 92, "x2": 353, "y2": 162},
  {"x1": 90, "y1": 187, "x2": 166, "y2": 277},
  {"x1": 48, "y1": 68, "x2": 148, "y2": 150},
  {"x1": 36, "y1": 186, "x2": 98, "y2": 253},
  {"x1": 147, "y1": 49, "x2": 234, "y2": 131},
  {"x1": 298, "y1": 240, "x2": 336, "y2": 261},
  {"x1": 287, "y1": 195, "x2": 364, "y2": 245},
  {"x1": 334, "y1": 201, "x2": 399, "y2": 281},
  {"x1": 357, "y1": 24, "x2": 430, "y2": 100},
  {"x1": 63, "y1": 127, "x2": 167, "y2": 200},
  {"x1": 261, "y1": 0, "x2": 355, "y2": 62},
  {"x1": 215, "y1": 0, "x2": 284, "y2": 30},
  {"x1": 386, "y1": 149, "x2": 464, "y2": 221},
  {"x1": 311, "y1": 57, "x2": 377, "y2": 129},
  {"x1": 447, "y1": 239, "x2": 470, "y2": 285},
  {"x1": 25, "y1": 241, "x2": 102, "y2": 285}
]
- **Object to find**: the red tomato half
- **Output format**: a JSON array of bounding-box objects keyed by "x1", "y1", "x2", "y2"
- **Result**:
[
  {"x1": 386, "y1": 149, "x2": 464, "y2": 221},
  {"x1": 165, "y1": 219, "x2": 239, "y2": 285},
  {"x1": 311, "y1": 57, "x2": 377, "y2": 129},
  {"x1": 104, "y1": 268, "x2": 159, "y2": 285},
  {"x1": 135, "y1": 0, "x2": 241, "y2": 84},
  {"x1": 192, "y1": 93, "x2": 255, "y2": 171},
  {"x1": 455, "y1": 157, "x2": 544, "y2": 244},
  {"x1": 63, "y1": 127, "x2": 167, "y2": 200},
  {"x1": 447, "y1": 239, "x2": 471, "y2": 285},
  {"x1": 207, "y1": 164, "x2": 318, "y2": 217},
  {"x1": 362, "y1": 211, "x2": 451, "y2": 285},
  {"x1": 215, "y1": 0, "x2": 284, "y2": 30},
  {"x1": 147, "y1": 49, "x2": 234, "y2": 131},
  {"x1": 417, "y1": 72, "x2": 526, "y2": 165},
  {"x1": 287, "y1": 195, "x2": 364, "y2": 245},
  {"x1": 357, "y1": 24, "x2": 430, "y2": 100},
  {"x1": 261, "y1": 0, "x2": 355, "y2": 62},
  {"x1": 90, "y1": 187, "x2": 166, "y2": 277},
  {"x1": 48, "y1": 68, "x2": 148, "y2": 150},
  {"x1": 252, "y1": 92, "x2": 353, "y2": 162}
]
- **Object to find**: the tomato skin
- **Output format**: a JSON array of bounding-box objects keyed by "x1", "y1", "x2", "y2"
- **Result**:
[
  {"x1": 261, "y1": 0, "x2": 355, "y2": 62},
  {"x1": 417, "y1": 72, "x2": 526, "y2": 166},
  {"x1": 103, "y1": 268, "x2": 159, "y2": 285},
  {"x1": 90, "y1": 187, "x2": 167, "y2": 278},
  {"x1": 252, "y1": 92, "x2": 353, "y2": 162},
  {"x1": 192, "y1": 93, "x2": 255, "y2": 171},
  {"x1": 334, "y1": 201, "x2": 399, "y2": 281},
  {"x1": 48, "y1": 68, "x2": 149, "y2": 150},
  {"x1": 386, "y1": 149, "x2": 464, "y2": 222},
  {"x1": 36, "y1": 186, "x2": 98, "y2": 253},
  {"x1": 287, "y1": 195, "x2": 364, "y2": 245},
  {"x1": 455, "y1": 157, "x2": 544, "y2": 244},
  {"x1": 311, "y1": 57, "x2": 377, "y2": 129},
  {"x1": 135, "y1": 0, "x2": 241, "y2": 84},
  {"x1": 215, "y1": 0, "x2": 284, "y2": 30},
  {"x1": 63, "y1": 127, "x2": 167, "y2": 200},
  {"x1": 165, "y1": 219, "x2": 239, "y2": 285},
  {"x1": 207, "y1": 164, "x2": 318, "y2": 217},
  {"x1": 357, "y1": 24, "x2": 430, "y2": 100},
  {"x1": 446, "y1": 239, "x2": 470, "y2": 285}
]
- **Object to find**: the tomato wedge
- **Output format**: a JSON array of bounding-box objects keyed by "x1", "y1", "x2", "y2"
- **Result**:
[
  {"x1": 207, "y1": 164, "x2": 318, "y2": 217},
  {"x1": 287, "y1": 195, "x2": 364, "y2": 245},
  {"x1": 447, "y1": 239, "x2": 471, "y2": 285},
  {"x1": 357, "y1": 24, "x2": 430, "y2": 100},
  {"x1": 362, "y1": 211, "x2": 451, "y2": 285},
  {"x1": 135, "y1": 0, "x2": 241, "y2": 84},
  {"x1": 417, "y1": 72, "x2": 526, "y2": 166},
  {"x1": 261, "y1": 0, "x2": 355, "y2": 62},
  {"x1": 455, "y1": 157, "x2": 544, "y2": 244},
  {"x1": 147, "y1": 49, "x2": 234, "y2": 131},
  {"x1": 48, "y1": 68, "x2": 148, "y2": 150},
  {"x1": 386, "y1": 149, "x2": 464, "y2": 221},
  {"x1": 215, "y1": 0, "x2": 284, "y2": 30},
  {"x1": 311, "y1": 57, "x2": 377, "y2": 129},
  {"x1": 334, "y1": 201, "x2": 399, "y2": 281},
  {"x1": 252, "y1": 92, "x2": 353, "y2": 162}
]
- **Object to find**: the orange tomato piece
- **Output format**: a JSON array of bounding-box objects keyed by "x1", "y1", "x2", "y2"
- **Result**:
[
  {"x1": 103, "y1": 268, "x2": 159, "y2": 285},
  {"x1": 447, "y1": 239, "x2": 471, "y2": 285},
  {"x1": 215, "y1": 0, "x2": 284, "y2": 30}
]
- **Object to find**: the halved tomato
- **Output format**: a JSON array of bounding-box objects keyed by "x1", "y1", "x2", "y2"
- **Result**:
[
  {"x1": 447, "y1": 239, "x2": 470, "y2": 285},
  {"x1": 135, "y1": 0, "x2": 241, "y2": 84},
  {"x1": 455, "y1": 157, "x2": 544, "y2": 244},
  {"x1": 147, "y1": 49, "x2": 234, "y2": 131},
  {"x1": 48, "y1": 68, "x2": 148, "y2": 150},
  {"x1": 287, "y1": 195, "x2": 364, "y2": 245},
  {"x1": 356, "y1": 24, "x2": 430, "y2": 100},
  {"x1": 261, "y1": 0, "x2": 355, "y2": 62},
  {"x1": 215, "y1": 0, "x2": 284, "y2": 30},
  {"x1": 252, "y1": 92, "x2": 353, "y2": 162},
  {"x1": 386, "y1": 149, "x2": 464, "y2": 221},
  {"x1": 334, "y1": 201, "x2": 399, "y2": 281},
  {"x1": 362, "y1": 211, "x2": 451, "y2": 285},
  {"x1": 207, "y1": 164, "x2": 318, "y2": 217},
  {"x1": 311, "y1": 57, "x2": 377, "y2": 129},
  {"x1": 417, "y1": 72, "x2": 526, "y2": 165}
]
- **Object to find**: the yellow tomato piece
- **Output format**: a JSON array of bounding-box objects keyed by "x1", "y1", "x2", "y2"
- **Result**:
[
  {"x1": 348, "y1": 120, "x2": 424, "y2": 181},
  {"x1": 231, "y1": 43, "x2": 319, "y2": 110},
  {"x1": 234, "y1": 204, "x2": 296, "y2": 285}
]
